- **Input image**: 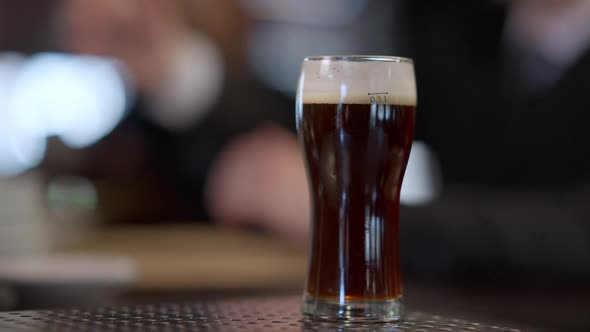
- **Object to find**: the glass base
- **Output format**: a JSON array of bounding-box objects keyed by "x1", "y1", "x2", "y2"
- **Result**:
[{"x1": 301, "y1": 294, "x2": 404, "y2": 322}]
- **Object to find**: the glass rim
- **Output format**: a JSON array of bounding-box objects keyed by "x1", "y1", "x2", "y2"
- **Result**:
[{"x1": 303, "y1": 55, "x2": 413, "y2": 63}]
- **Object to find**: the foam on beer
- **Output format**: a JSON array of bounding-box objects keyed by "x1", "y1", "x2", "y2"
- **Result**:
[{"x1": 298, "y1": 57, "x2": 416, "y2": 106}]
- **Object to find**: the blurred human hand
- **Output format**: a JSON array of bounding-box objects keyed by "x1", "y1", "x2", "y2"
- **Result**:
[
  {"x1": 206, "y1": 125, "x2": 310, "y2": 245},
  {"x1": 59, "y1": 0, "x2": 186, "y2": 93}
]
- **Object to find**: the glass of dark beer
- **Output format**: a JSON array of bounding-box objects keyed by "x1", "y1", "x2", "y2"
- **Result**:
[{"x1": 296, "y1": 56, "x2": 416, "y2": 322}]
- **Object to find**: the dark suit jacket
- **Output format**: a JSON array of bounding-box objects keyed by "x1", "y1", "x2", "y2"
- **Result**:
[
  {"x1": 400, "y1": 0, "x2": 590, "y2": 282},
  {"x1": 42, "y1": 74, "x2": 294, "y2": 223}
]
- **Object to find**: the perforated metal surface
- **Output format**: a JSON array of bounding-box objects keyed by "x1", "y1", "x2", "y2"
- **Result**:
[{"x1": 0, "y1": 296, "x2": 521, "y2": 331}]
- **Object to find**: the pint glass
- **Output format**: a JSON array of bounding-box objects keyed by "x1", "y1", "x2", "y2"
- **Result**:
[{"x1": 296, "y1": 56, "x2": 416, "y2": 322}]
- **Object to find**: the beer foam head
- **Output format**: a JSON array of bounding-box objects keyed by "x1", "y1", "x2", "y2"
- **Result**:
[{"x1": 297, "y1": 56, "x2": 416, "y2": 105}]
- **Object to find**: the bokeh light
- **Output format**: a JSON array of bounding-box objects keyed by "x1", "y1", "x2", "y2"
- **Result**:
[
  {"x1": 400, "y1": 141, "x2": 442, "y2": 206},
  {"x1": 0, "y1": 53, "x2": 46, "y2": 177},
  {"x1": 0, "y1": 52, "x2": 128, "y2": 176}
]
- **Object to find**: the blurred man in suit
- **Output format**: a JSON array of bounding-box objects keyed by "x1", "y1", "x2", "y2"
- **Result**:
[
  {"x1": 50, "y1": 0, "x2": 297, "y2": 223},
  {"x1": 214, "y1": 0, "x2": 590, "y2": 283}
]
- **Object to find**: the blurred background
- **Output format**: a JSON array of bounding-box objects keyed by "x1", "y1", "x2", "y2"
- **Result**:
[{"x1": 0, "y1": 0, "x2": 589, "y2": 331}]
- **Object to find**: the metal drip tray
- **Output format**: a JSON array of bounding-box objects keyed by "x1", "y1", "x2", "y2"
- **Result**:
[{"x1": 0, "y1": 296, "x2": 521, "y2": 331}]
